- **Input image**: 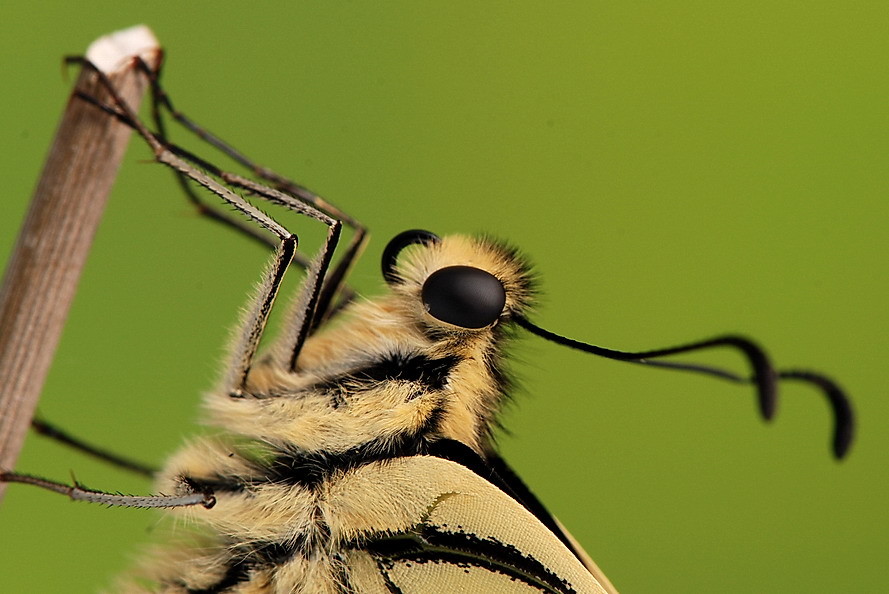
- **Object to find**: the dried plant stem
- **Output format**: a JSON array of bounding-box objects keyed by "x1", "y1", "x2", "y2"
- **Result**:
[{"x1": 0, "y1": 26, "x2": 160, "y2": 503}]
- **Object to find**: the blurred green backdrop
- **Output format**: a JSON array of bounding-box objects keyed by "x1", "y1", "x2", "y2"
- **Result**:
[{"x1": 1, "y1": 3, "x2": 886, "y2": 593}]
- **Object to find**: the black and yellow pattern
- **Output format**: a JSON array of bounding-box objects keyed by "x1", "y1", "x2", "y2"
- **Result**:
[
  {"x1": 2, "y1": 50, "x2": 852, "y2": 594},
  {"x1": 122, "y1": 235, "x2": 615, "y2": 593}
]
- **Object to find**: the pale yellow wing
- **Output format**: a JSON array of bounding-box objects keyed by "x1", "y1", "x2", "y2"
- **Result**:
[{"x1": 326, "y1": 455, "x2": 613, "y2": 594}]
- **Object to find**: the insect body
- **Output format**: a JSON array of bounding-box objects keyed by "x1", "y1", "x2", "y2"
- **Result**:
[
  {"x1": 134, "y1": 232, "x2": 614, "y2": 593},
  {"x1": 1, "y1": 56, "x2": 852, "y2": 594}
]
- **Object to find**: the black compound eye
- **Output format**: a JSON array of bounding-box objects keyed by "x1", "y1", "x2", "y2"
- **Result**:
[{"x1": 421, "y1": 266, "x2": 507, "y2": 329}]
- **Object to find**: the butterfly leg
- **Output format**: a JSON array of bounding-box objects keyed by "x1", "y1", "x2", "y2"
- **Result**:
[
  {"x1": 29, "y1": 418, "x2": 156, "y2": 476},
  {"x1": 135, "y1": 57, "x2": 367, "y2": 325},
  {"x1": 0, "y1": 470, "x2": 213, "y2": 508}
]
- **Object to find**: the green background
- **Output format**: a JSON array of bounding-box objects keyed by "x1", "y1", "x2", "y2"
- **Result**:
[{"x1": 1, "y1": 3, "x2": 886, "y2": 592}]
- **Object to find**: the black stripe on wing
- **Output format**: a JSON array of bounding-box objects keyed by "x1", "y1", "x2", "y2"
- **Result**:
[
  {"x1": 180, "y1": 438, "x2": 586, "y2": 571},
  {"x1": 364, "y1": 526, "x2": 577, "y2": 594},
  {"x1": 426, "y1": 439, "x2": 588, "y2": 565}
]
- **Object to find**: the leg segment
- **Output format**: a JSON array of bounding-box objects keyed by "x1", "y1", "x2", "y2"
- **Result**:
[
  {"x1": 0, "y1": 471, "x2": 213, "y2": 508},
  {"x1": 136, "y1": 57, "x2": 367, "y2": 324},
  {"x1": 30, "y1": 418, "x2": 156, "y2": 476},
  {"x1": 78, "y1": 58, "x2": 344, "y2": 388}
]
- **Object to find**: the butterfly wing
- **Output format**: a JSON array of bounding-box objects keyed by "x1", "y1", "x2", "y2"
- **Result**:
[{"x1": 330, "y1": 455, "x2": 612, "y2": 594}]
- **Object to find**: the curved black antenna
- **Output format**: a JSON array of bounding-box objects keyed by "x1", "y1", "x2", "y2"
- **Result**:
[
  {"x1": 778, "y1": 370, "x2": 855, "y2": 458},
  {"x1": 381, "y1": 229, "x2": 441, "y2": 284},
  {"x1": 514, "y1": 314, "x2": 776, "y2": 420},
  {"x1": 514, "y1": 315, "x2": 855, "y2": 459}
]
